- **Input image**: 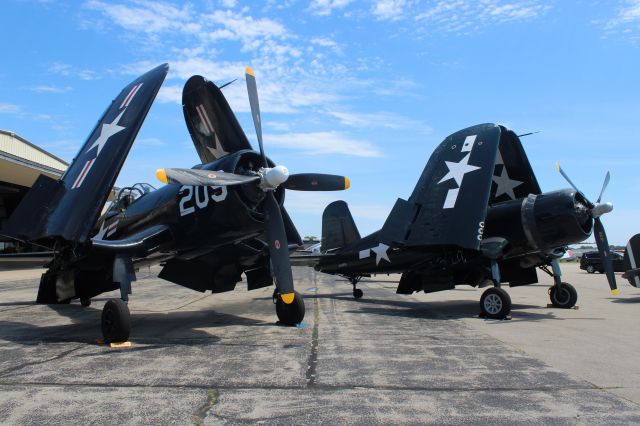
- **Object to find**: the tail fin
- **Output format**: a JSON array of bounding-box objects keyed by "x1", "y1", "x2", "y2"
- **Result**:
[
  {"x1": 623, "y1": 233, "x2": 640, "y2": 288},
  {"x1": 321, "y1": 201, "x2": 361, "y2": 252},
  {"x1": 3, "y1": 64, "x2": 168, "y2": 243}
]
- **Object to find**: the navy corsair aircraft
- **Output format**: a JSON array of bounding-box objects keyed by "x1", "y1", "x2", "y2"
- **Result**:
[
  {"x1": 1, "y1": 64, "x2": 349, "y2": 342},
  {"x1": 292, "y1": 124, "x2": 617, "y2": 319}
]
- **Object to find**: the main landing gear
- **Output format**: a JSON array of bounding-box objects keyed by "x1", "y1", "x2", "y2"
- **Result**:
[
  {"x1": 274, "y1": 291, "x2": 305, "y2": 325},
  {"x1": 101, "y1": 254, "x2": 134, "y2": 343},
  {"x1": 480, "y1": 261, "x2": 511, "y2": 319},
  {"x1": 545, "y1": 259, "x2": 578, "y2": 309},
  {"x1": 101, "y1": 298, "x2": 131, "y2": 343},
  {"x1": 348, "y1": 276, "x2": 364, "y2": 299}
]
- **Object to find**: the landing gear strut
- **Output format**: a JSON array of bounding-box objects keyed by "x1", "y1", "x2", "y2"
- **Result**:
[
  {"x1": 275, "y1": 291, "x2": 305, "y2": 325},
  {"x1": 101, "y1": 255, "x2": 135, "y2": 343},
  {"x1": 479, "y1": 261, "x2": 511, "y2": 319},
  {"x1": 545, "y1": 259, "x2": 578, "y2": 309},
  {"x1": 349, "y1": 276, "x2": 364, "y2": 299}
]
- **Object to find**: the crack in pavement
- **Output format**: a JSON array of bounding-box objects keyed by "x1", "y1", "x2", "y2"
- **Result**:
[
  {"x1": 305, "y1": 272, "x2": 320, "y2": 387},
  {"x1": 0, "y1": 381, "x2": 600, "y2": 393},
  {"x1": 0, "y1": 344, "x2": 84, "y2": 377}
]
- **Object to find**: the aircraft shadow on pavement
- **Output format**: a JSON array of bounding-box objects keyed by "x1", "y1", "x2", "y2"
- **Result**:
[
  {"x1": 0, "y1": 303, "x2": 269, "y2": 346},
  {"x1": 304, "y1": 293, "x2": 586, "y2": 323},
  {"x1": 611, "y1": 296, "x2": 640, "y2": 304}
]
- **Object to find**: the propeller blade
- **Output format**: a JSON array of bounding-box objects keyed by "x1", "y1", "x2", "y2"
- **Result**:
[
  {"x1": 555, "y1": 163, "x2": 580, "y2": 193},
  {"x1": 596, "y1": 171, "x2": 611, "y2": 204},
  {"x1": 245, "y1": 67, "x2": 266, "y2": 167},
  {"x1": 264, "y1": 191, "x2": 295, "y2": 301},
  {"x1": 156, "y1": 168, "x2": 259, "y2": 186},
  {"x1": 283, "y1": 173, "x2": 351, "y2": 191},
  {"x1": 594, "y1": 218, "x2": 618, "y2": 294}
]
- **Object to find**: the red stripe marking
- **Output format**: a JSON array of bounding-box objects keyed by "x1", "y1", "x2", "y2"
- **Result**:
[
  {"x1": 72, "y1": 159, "x2": 92, "y2": 188},
  {"x1": 72, "y1": 158, "x2": 95, "y2": 189},
  {"x1": 120, "y1": 83, "x2": 142, "y2": 109}
]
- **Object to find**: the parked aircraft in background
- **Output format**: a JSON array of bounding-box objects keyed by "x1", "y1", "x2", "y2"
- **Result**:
[{"x1": 292, "y1": 124, "x2": 616, "y2": 319}]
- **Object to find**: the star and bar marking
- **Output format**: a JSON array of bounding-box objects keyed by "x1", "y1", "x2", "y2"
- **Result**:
[
  {"x1": 438, "y1": 135, "x2": 481, "y2": 209},
  {"x1": 72, "y1": 83, "x2": 143, "y2": 190},
  {"x1": 359, "y1": 243, "x2": 390, "y2": 265},
  {"x1": 492, "y1": 150, "x2": 523, "y2": 200}
]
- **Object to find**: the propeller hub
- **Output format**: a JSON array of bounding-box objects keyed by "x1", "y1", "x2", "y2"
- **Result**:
[
  {"x1": 260, "y1": 165, "x2": 289, "y2": 190},
  {"x1": 591, "y1": 202, "x2": 613, "y2": 219}
]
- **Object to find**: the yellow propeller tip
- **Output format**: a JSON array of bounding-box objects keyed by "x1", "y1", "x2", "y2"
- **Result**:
[
  {"x1": 280, "y1": 292, "x2": 295, "y2": 304},
  {"x1": 611, "y1": 289, "x2": 619, "y2": 295},
  {"x1": 155, "y1": 169, "x2": 168, "y2": 184},
  {"x1": 344, "y1": 177, "x2": 350, "y2": 190},
  {"x1": 245, "y1": 66, "x2": 254, "y2": 76},
  {"x1": 555, "y1": 163, "x2": 560, "y2": 171}
]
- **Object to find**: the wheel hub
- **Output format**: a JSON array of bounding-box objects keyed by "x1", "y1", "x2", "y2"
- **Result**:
[{"x1": 484, "y1": 294, "x2": 502, "y2": 314}]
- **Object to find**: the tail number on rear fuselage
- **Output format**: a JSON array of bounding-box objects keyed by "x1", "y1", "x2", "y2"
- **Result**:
[{"x1": 179, "y1": 185, "x2": 228, "y2": 216}]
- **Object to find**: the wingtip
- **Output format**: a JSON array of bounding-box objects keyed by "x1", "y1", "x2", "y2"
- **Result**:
[
  {"x1": 156, "y1": 168, "x2": 168, "y2": 184},
  {"x1": 245, "y1": 66, "x2": 254, "y2": 77}
]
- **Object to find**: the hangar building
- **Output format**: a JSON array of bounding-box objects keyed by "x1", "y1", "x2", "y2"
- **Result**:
[{"x1": 0, "y1": 130, "x2": 68, "y2": 249}]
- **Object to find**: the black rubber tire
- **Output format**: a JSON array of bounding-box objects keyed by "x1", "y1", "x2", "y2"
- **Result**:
[
  {"x1": 353, "y1": 288, "x2": 364, "y2": 299},
  {"x1": 480, "y1": 287, "x2": 511, "y2": 319},
  {"x1": 549, "y1": 282, "x2": 578, "y2": 309},
  {"x1": 101, "y1": 299, "x2": 131, "y2": 343},
  {"x1": 276, "y1": 291, "x2": 305, "y2": 325},
  {"x1": 586, "y1": 265, "x2": 595, "y2": 274},
  {"x1": 80, "y1": 299, "x2": 91, "y2": 307}
]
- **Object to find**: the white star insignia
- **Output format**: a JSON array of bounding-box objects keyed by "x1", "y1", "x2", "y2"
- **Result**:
[
  {"x1": 492, "y1": 166, "x2": 523, "y2": 199},
  {"x1": 438, "y1": 153, "x2": 481, "y2": 186},
  {"x1": 86, "y1": 110, "x2": 126, "y2": 156},
  {"x1": 371, "y1": 243, "x2": 390, "y2": 265}
]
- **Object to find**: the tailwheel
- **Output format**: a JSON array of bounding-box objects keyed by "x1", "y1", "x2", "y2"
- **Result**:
[
  {"x1": 101, "y1": 298, "x2": 131, "y2": 343},
  {"x1": 480, "y1": 287, "x2": 511, "y2": 319},
  {"x1": 549, "y1": 282, "x2": 578, "y2": 309},
  {"x1": 276, "y1": 291, "x2": 305, "y2": 325},
  {"x1": 353, "y1": 288, "x2": 364, "y2": 299}
]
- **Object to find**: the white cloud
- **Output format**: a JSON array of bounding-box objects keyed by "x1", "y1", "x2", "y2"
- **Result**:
[
  {"x1": 602, "y1": 0, "x2": 640, "y2": 42},
  {"x1": 326, "y1": 110, "x2": 430, "y2": 132},
  {"x1": 372, "y1": 0, "x2": 407, "y2": 21},
  {"x1": 0, "y1": 103, "x2": 21, "y2": 115},
  {"x1": 31, "y1": 85, "x2": 73, "y2": 94},
  {"x1": 267, "y1": 131, "x2": 382, "y2": 157},
  {"x1": 84, "y1": 0, "x2": 194, "y2": 34},
  {"x1": 415, "y1": 0, "x2": 549, "y2": 34},
  {"x1": 309, "y1": 0, "x2": 353, "y2": 16}
]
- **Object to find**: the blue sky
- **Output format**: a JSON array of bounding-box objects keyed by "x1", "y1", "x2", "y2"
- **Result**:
[{"x1": 1, "y1": 0, "x2": 638, "y2": 244}]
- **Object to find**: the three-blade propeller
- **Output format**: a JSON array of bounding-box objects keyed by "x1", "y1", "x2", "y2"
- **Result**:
[
  {"x1": 556, "y1": 164, "x2": 617, "y2": 294},
  {"x1": 157, "y1": 67, "x2": 350, "y2": 306}
]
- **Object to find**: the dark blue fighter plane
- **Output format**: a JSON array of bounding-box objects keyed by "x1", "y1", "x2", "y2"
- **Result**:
[
  {"x1": 292, "y1": 124, "x2": 617, "y2": 318},
  {"x1": 1, "y1": 64, "x2": 350, "y2": 342}
]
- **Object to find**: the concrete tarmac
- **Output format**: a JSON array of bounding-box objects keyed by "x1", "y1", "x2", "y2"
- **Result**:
[{"x1": 0, "y1": 263, "x2": 638, "y2": 424}]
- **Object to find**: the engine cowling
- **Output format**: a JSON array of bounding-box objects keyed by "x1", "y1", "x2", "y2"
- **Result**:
[{"x1": 483, "y1": 189, "x2": 592, "y2": 258}]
